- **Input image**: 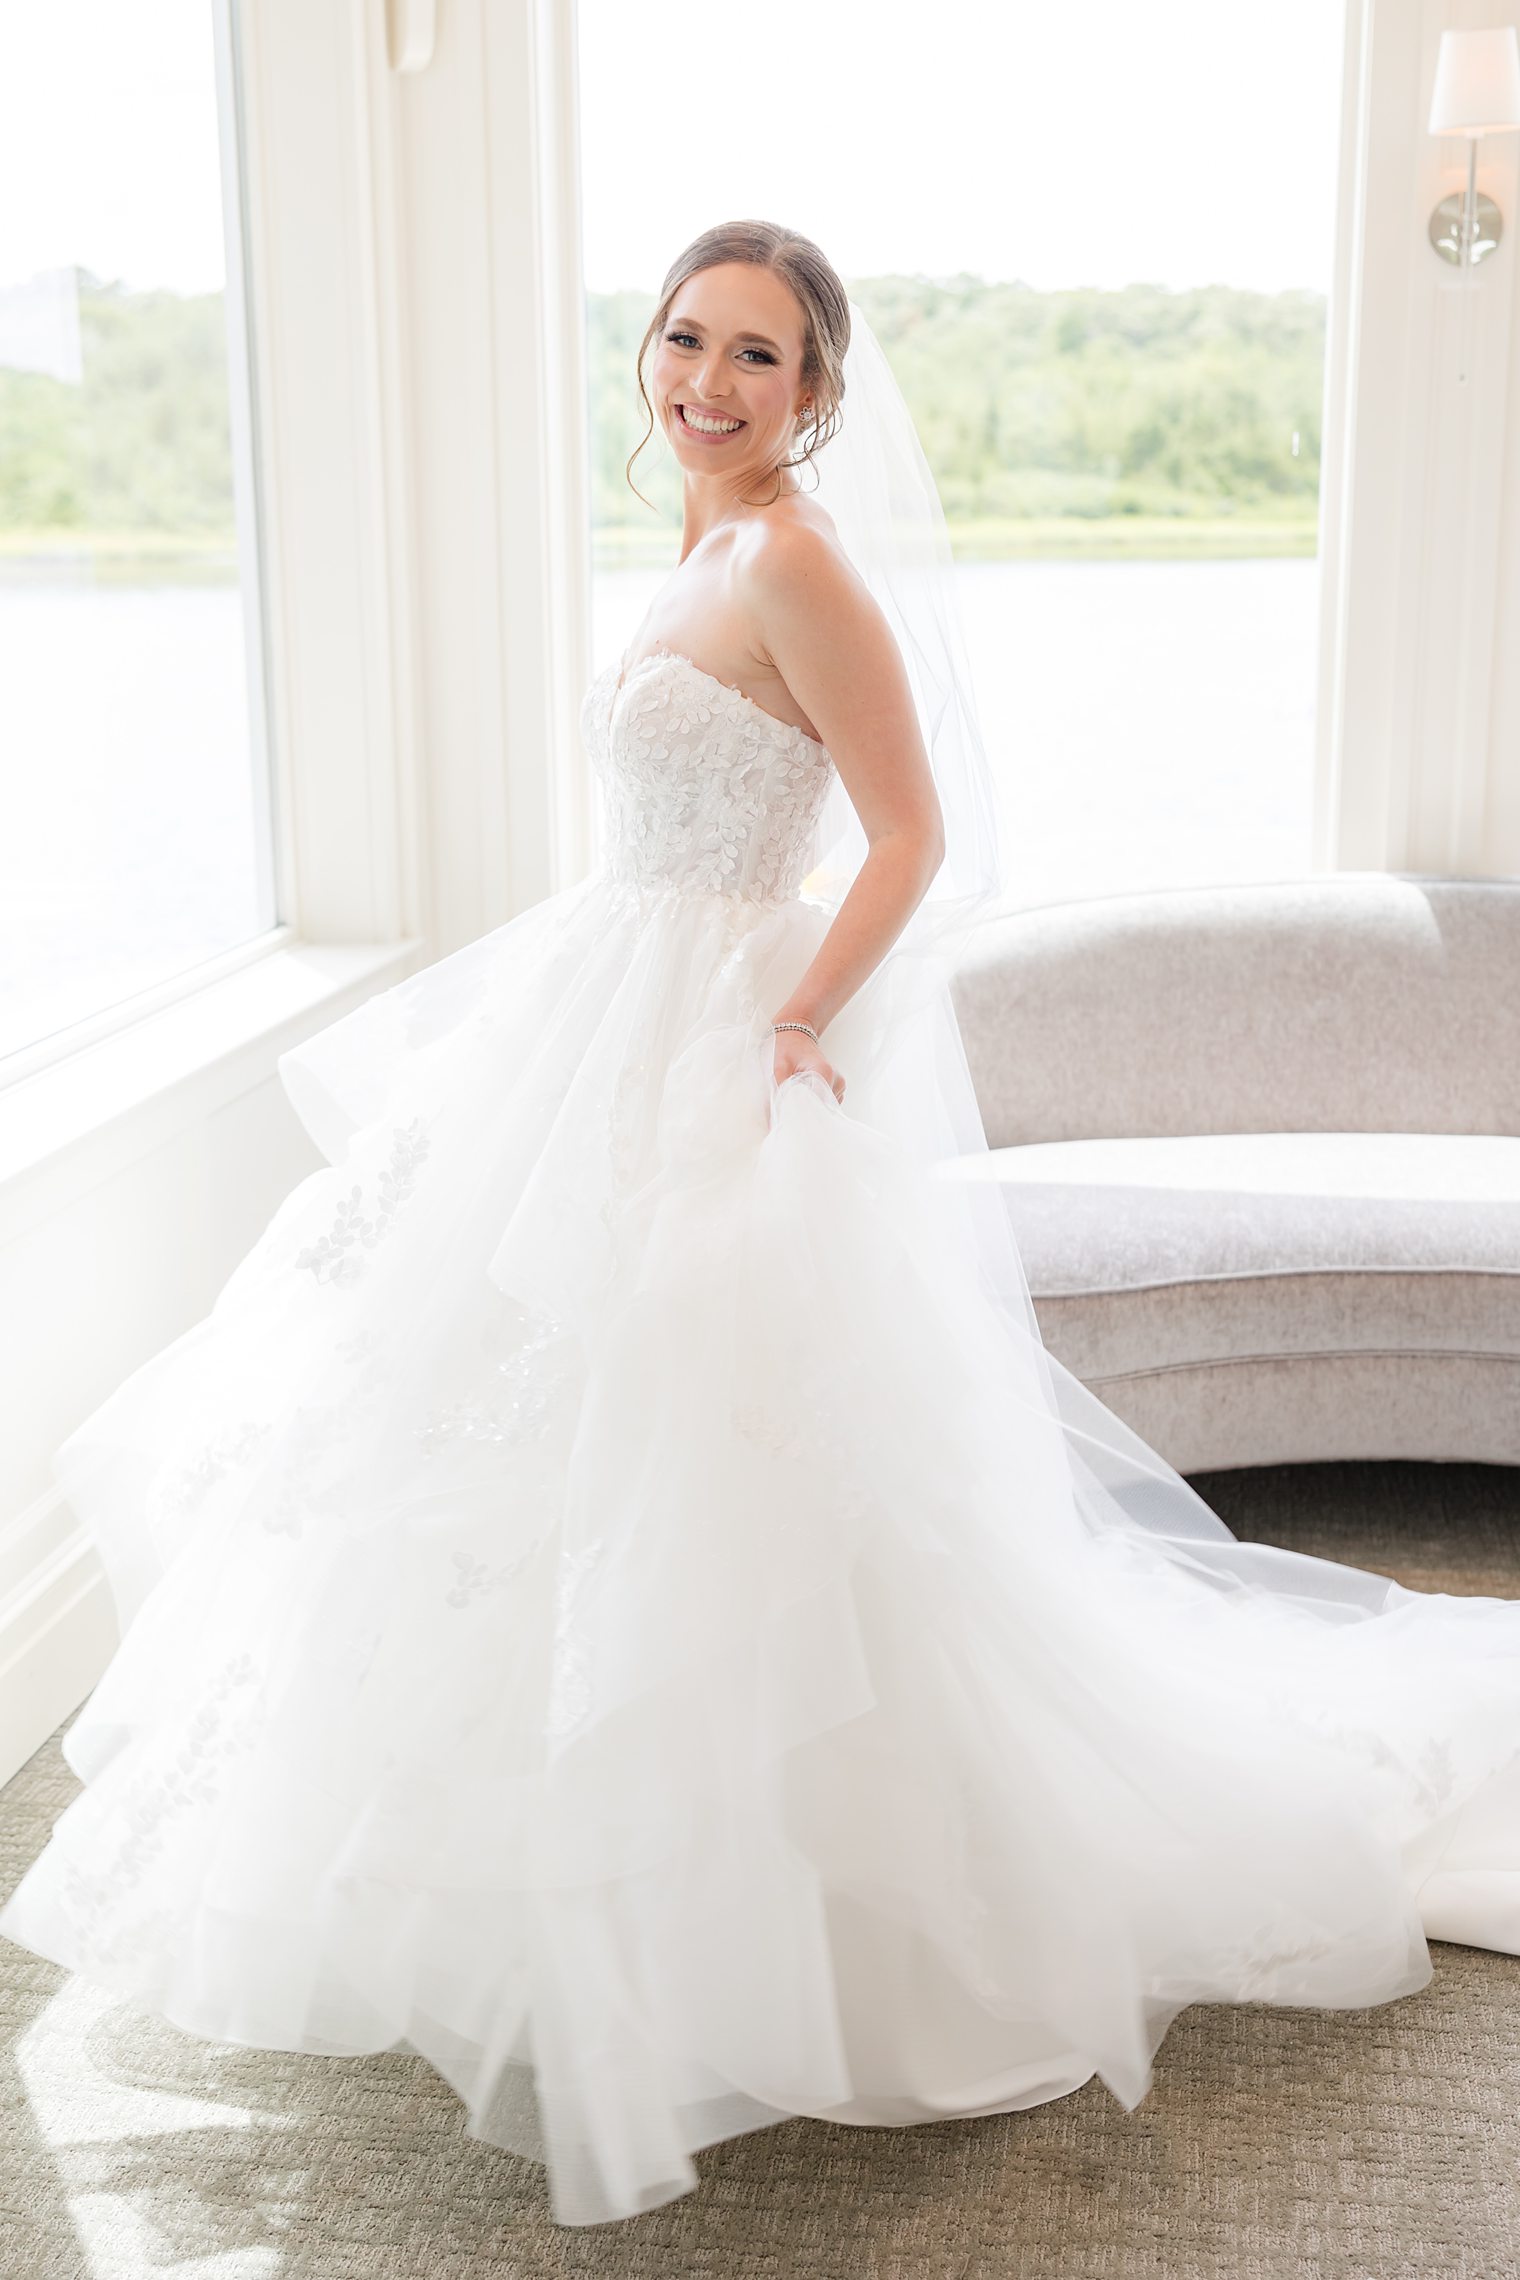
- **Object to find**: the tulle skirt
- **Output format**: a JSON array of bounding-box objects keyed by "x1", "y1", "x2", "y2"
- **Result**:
[{"x1": 3, "y1": 866, "x2": 1518, "y2": 2227}]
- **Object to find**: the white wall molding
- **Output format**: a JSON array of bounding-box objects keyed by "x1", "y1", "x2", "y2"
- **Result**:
[
  {"x1": 233, "y1": 0, "x2": 595, "y2": 954},
  {"x1": 389, "y1": 0, "x2": 594, "y2": 948},
  {"x1": 236, "y1": 0, "x2": 427, "y2": 944},
  {"x1": 233, "y1": 0, "x2": 593, "y2": 954},
  {"x1": 1318, "y1": 0, "x2": 1520, "y2": 877},
  {"x1": 0, "y1": 1491, "x2": 115, "y2": 1793}
]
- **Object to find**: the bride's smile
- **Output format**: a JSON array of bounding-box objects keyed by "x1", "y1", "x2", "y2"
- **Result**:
[
  {"x1": 654, "y1": 262, "x2": 815, "y2": 495},
  {"x1": 678, "y1": 405, "x2": 740, "y2": 431}
]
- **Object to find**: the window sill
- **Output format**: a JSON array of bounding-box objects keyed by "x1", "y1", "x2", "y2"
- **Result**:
[{"x1": 0, "y1": 937, "x2": 425, "y2": 1241}]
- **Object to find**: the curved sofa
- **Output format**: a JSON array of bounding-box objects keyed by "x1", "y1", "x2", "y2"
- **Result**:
[{"x1": 947, "y1": 874, "x2": 1520, "y2": 1472}]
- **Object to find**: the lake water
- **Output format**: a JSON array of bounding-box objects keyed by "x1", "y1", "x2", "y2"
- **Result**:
[
  {"x1": 0, "y1": 576, "x2": 269, "y2": 1061},
  {"x1": 3, "y1": 557, "x2": 1319, "y2": 1062}
]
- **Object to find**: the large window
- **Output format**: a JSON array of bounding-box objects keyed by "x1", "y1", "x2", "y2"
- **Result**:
[
  {"x1": 0, "y1": 0, "x2": 273, "y2": 1067},
  {"x1": 578, "y1": 0, "x2": 1345, "y2": 910}
]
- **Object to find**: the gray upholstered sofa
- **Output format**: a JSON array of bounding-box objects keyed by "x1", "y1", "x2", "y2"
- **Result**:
[{"x1": 948, "y1": 874, "x2": 1520, "y2": 1473}]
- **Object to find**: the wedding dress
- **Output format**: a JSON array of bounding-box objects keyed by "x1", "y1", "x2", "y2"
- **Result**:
[{"x1": 3, "y1": 639, "x2": 1518, "y2": 2230}]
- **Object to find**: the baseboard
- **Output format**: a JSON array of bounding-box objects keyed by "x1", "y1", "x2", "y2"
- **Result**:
[{"x1": 0, "y1": 1487, "x2": 116, "y2": 1789}]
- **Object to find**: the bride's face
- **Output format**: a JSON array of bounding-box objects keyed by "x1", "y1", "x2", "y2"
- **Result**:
[{"x1": 652, "y1": 262, "x2": 812, "y2": 486}]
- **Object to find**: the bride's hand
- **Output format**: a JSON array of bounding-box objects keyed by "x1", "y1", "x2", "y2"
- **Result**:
[{"x1": 771, "y1": 1027, "x2": 846, "y2": 1104}]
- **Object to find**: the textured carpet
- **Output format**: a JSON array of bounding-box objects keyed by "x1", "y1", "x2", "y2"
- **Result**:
[{"x1": 2, "y1": 1460, "x2": 1517, "y2": 2280}]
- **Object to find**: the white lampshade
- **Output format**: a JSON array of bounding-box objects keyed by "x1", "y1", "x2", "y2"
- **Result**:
[{"x1": 1428, "y1": 26, "x2": 1520, "y2": 137}]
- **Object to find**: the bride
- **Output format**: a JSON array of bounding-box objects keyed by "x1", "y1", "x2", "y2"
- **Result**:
[{"x1": 3, "y1": 220, "x2": 1517, "y2": 2232}]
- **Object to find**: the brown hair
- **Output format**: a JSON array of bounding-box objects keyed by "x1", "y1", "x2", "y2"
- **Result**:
[{"x1": 624, "y1": 219, "x2": 852, "y2": 512}]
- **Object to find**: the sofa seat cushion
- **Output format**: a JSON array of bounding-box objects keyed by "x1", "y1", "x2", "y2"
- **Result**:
[{"x1": 943, "y1": 1131, "x2": 1520, "y2": 1379}]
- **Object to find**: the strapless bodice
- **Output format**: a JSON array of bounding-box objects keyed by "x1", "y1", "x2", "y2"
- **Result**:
[{"x1": 581, "y1": 646, "x2": 837, "y2": 908}]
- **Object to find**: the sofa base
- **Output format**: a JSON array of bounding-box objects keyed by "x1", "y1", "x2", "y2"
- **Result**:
[{"x1": 1065, "y1": 1346, "x2": 1520, "y2": 1475}]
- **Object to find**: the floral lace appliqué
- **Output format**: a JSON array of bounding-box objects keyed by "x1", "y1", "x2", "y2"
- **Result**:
[
  {"x1": 545, "y1": 1535, "x2": 607, "y2": 1745},
  {"x1": 58, "y1": 1652, "x2": 265, "y2": 1970},
  {"x1": 417, "y1": 1303, "x2": 582, "y2": 1463},
  {"x1": 156, "y1": 1420, "x2": 271, "y2": 1520},
  {"x1": 591, "y1": 651, "x2": 836, "y2": 908},
  {"x1": 296, "y1": 1117, "x2": 431, "y2": 1286}
]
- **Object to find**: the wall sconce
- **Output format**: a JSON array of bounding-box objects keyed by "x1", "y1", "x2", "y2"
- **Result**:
[{"x1": 1427, "y1": 26, "x2": 1520, "y2": 268}]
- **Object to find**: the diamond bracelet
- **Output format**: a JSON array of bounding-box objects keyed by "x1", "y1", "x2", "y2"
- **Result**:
[{"x1": 771, "y1": 1020, "x2": 820, "y2": 1045}]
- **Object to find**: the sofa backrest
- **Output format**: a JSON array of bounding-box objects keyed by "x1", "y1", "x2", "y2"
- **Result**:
[{"x1": 948, "y1": 874, "x2": 1520, "y2": 1146}]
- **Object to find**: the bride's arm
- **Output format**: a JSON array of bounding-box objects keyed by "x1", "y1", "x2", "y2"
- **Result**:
[{"x1": 745, "y1": 524, "x2": 946, "y2": 1100}]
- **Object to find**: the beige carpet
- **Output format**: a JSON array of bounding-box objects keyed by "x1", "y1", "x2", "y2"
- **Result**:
[{"x1": 2, "y1": 1459, "x2": 1517, "y2": 2280}]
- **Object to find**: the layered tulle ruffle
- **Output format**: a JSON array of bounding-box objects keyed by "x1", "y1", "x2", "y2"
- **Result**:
[{"x1": 3, "y1": 870, "x2": 1518, "y2": 2227}]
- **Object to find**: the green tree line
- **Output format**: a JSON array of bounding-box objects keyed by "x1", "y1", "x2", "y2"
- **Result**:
[
  {"x1": 0, "y1": 271, "x2": 234, "y2": 545},
  {"x1": 0, "y1": 269, "x2": 1325, "y2": 565},
  {"x1": 596, "y1": 274, "x2": 1326, "y2": 561}
]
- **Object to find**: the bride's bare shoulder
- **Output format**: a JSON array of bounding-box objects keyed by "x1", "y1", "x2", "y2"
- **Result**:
[
  {"x1": 753, "y1": 490, "x2": 844, "y2": 553},
  {"x1": 733, "y1": 495, "x2": 881, "y2": 697},
  {"x1": 737, "y1": 492, "x2": 856, "y2": 597}
]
